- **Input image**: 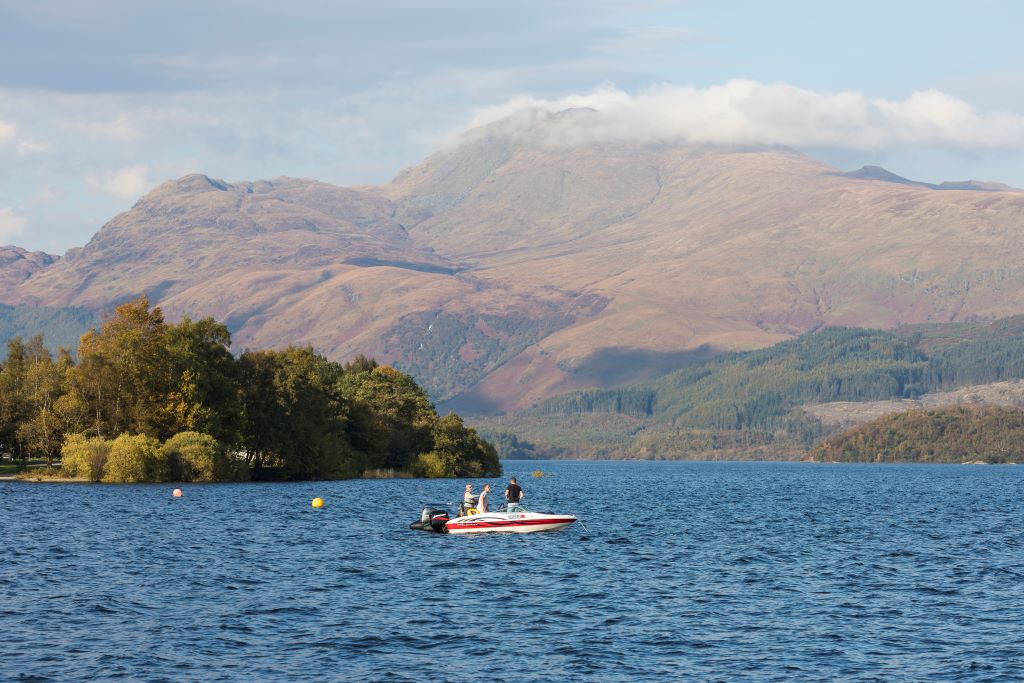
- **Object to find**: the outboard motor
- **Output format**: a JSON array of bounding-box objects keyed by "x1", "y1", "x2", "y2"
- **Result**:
[
  {"x1": 410, "y1": 506, "x2": 450, "y2": 533},
  {"x1": 428, "y1": 509, "x2": 449, "y2": 532}
]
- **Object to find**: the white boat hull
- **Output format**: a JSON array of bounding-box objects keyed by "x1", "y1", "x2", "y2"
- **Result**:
[{"x1": 446, "y1": 511, "x2": 576, "y2": 534}]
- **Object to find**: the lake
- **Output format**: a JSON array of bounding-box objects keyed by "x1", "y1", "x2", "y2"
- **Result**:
[{"x1": 2, "y1": 461, "x2": 1023, "y2": 681}]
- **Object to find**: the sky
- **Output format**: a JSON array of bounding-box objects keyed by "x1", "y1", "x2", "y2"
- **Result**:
[{"x1": 2, "y1": 0, "x2": 1024, "y2": 253}]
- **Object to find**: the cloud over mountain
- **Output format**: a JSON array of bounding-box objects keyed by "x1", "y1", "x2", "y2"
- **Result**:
[{"x1": 465, "y1": 80, "x2": 1024, "y2": 152}]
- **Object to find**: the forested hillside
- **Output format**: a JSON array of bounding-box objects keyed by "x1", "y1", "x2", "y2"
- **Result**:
[
  {"x1": 478, "y1": 321, "x2": 1024, "y2": 459},
  {"x1": 811, "y1": 405, "x2": 1024, "y2": 463},
  {"x1": 0, "y1": 304, "x2": 97, "y2": 360},
  {"x1": 0, "y1": 297, "x2": 499, "y2": 481}
]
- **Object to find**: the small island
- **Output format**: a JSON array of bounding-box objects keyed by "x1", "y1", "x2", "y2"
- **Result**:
[{"x1": 0, "y1": 296, "x2": 500, "y2": 482}]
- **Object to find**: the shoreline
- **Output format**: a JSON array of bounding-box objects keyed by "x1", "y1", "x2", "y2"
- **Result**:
[{"x1": 1, "y1": 459, "x2": 1018, "y2": 485}]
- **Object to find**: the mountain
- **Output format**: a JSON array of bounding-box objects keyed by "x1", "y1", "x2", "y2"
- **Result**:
[
  {"x1": 4, "y1": 109, "x2": 1024, "y2": 413},
  {"x1": 0, "y1": 247, "x2": 59, "y2": 292},
  {"x1": 840, "y1": 165, "x2": 1018, "y2": 191}
]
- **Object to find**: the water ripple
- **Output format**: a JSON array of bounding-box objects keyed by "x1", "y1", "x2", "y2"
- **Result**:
[{"x1": 2, "y1": 462, "x2": 1023, "y2": 681}]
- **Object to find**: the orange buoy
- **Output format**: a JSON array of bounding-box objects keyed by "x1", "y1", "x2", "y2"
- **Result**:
[
  {"x1": 172, "y1": 488, "x2": 183, "y2": 498},
  {"x1": 312, "y1": 497, "x2": 324, "y2": 508}
]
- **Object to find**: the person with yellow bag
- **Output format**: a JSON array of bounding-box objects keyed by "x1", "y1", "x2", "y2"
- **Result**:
[{"x1": 461, "y1": 483, "x2": 478, "y2": 516}]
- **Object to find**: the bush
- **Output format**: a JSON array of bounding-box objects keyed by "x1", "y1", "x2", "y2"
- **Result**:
[
  {"x1": 411, "y1": 451, "x2": 453, "y2": 478},
  {"x1": 60, "y1": 433, "x2": 111, "y2": 482},
  {"x1": 161, "y1": 431, "x2": 226, "y2": 482},
  {"x1": 103, "y1": 434, "x2": 164, "y2": 483}
]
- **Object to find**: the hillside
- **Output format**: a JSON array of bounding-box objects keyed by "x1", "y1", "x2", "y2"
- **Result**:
[
  {"x1": 476, "y1": 321, "x2": 1024, "y2": 459},
  {"x1": 810, "y1": 405, "x2": 1024, "y2": 463},
  {"x1": 4, "y1": 109, "x2": 1024, "y2": 411},
  {"x1": 0, "y1": 304, "x2": 98, "y2": 360}
]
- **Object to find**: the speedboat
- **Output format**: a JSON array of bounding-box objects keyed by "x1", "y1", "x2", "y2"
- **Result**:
[{"x1": 409, "y1": 504, "x2": 576, "y2": 534}]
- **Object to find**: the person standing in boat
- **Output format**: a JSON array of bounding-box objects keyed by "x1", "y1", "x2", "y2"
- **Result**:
[
  {"x1": 462, "y1": 483, "x2": 477, "y2": 516},
  {"x1": 477, "y1": 484, "x2": 491, "y2": 513},
  {"x1": 505, "y1": 477, "x2": 524, "y2": 512}
]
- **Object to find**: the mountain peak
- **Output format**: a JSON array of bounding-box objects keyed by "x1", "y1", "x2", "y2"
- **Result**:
[
  {"x1": 842, "y1": 165, "x2": 922, "y2": 186},
  {"x1": 152, "y1": 174, "x2": 231, "y2": 198},
  {"x1": 0, "y1": 246, "x2": 59, "y2": 291}
]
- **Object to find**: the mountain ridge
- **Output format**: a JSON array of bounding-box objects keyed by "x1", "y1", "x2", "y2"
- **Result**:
[{"x1": 5, "y1": 110, "x2": 1024, "y2": 413}]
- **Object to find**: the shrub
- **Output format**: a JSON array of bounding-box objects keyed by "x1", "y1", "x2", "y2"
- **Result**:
[
  {"x1": 411, "y1": 451, "x2": 452, "y2": 478},
  {"x1": 103, "y1": 434, "x2": 164, "y2": 483},
  {"x1": 161, "y1": 431, "x2": 226, "y2": 482},
  {"x1": 61, "y1": 433, "x2": 111, "y2": 482}
]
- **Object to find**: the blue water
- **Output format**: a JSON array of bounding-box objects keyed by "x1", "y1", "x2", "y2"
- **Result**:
[{"x1": 2, "y1": 461, "x2": 1023, "y2": 682}]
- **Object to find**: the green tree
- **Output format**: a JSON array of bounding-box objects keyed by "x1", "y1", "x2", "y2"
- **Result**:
[
  {"x1": 159, "y1": 317, "x2": 242, "y2": 446},
  {"x1": 413, "y1": 413, "x2": 502, "y2": 477},
  {"x1": 346, "y1": 364, "x2": 435, "y2": 470},
  {"x1": 72, "y1": 296, "x2": 168, "y2": 439},
  {"x1": 238, "y1": 349, "x2": 287, "y2": 476},
  {"x1": 0, "y1": 337, "x2": 29, "y2": 460},
  {"x1": 16, "y1": 340, "x2": 78, "y2": 466},
  {"x1": 240, "y1": 347, "x2": 360, "y2": 480}
]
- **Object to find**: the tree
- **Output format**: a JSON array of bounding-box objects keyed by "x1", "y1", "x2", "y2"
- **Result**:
[
  {"x1": 238, "y1": 350, "x2": 286, "y2": 476},
  {"x1": 240, "y1": 347, "x2": 360, "y2": 480},
  {"x1": 159, "y1": 317, "x2": 242, "y2": 446},
  {"x1": 0, "y1": 337, "x2": 29, "y2": 460},
  {"x1": 345, "y1": 364, "x2": 435, "y2": 470},
  {"x1": 72, "y1": 296, "x2": 168, "y2": 439},
  {"x1": 271, "y1": 347, "x2": 358, "y2": 479},
  {"x1": 17, "y1": 341, "x2": 77, "y2": 466},
  {"x1": 413, "y1": 413, "x2": 502, "y2": 477}
]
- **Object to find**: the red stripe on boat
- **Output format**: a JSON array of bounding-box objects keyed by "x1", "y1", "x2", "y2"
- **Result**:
[{"x1": 447, "y1": 517, "x2": 572, "y2": 529}]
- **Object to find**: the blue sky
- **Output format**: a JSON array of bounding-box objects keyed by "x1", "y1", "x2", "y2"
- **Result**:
[{"x1": 2, "y1": 0, "x2": 1023, "y2": 252}]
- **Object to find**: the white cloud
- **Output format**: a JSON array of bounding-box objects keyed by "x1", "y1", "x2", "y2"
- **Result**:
[
  {"x1": 463, "y1": 80, "x2": 1024, "y2": 152},
  {"x1": 86, "y1": 165, "x2": 152, "y2": 201},
  {"x1": 0, "y1": 207, "x2": 27, "y2": 244}
]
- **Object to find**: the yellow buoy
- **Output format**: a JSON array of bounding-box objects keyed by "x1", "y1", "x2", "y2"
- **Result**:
[
  {"x1": 532, "y1": 470, "x2": 544, "y2": 478},
  {"x1": 311, "y1": 497, "x2": 325, "y2": 508}
]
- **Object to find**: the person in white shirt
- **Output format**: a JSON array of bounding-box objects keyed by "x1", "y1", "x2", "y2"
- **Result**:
[{"x1": 477, "y1": 484, "x2": 491, "y2": 513}]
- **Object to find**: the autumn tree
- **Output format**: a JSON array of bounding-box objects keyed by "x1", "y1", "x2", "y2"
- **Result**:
[{"x1": 72, "y1": 296, "x2": 168, "y2": 438}]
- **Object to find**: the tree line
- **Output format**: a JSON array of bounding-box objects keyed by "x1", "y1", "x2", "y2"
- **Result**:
[
  {"x1": 810, "y1": 405, "x2": 1024, "y2": 463},
  {"x1": 0, "y1": 296, "x2": 500, "y2": 481}
]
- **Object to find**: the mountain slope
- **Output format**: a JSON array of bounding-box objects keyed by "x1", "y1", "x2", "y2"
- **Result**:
[
  {"x1": 474, "y1": 320, "x2": 1024, "y2": 459},
  {"x1": 5, "y1": 110, "x2": 1024, "y2": 412}
]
